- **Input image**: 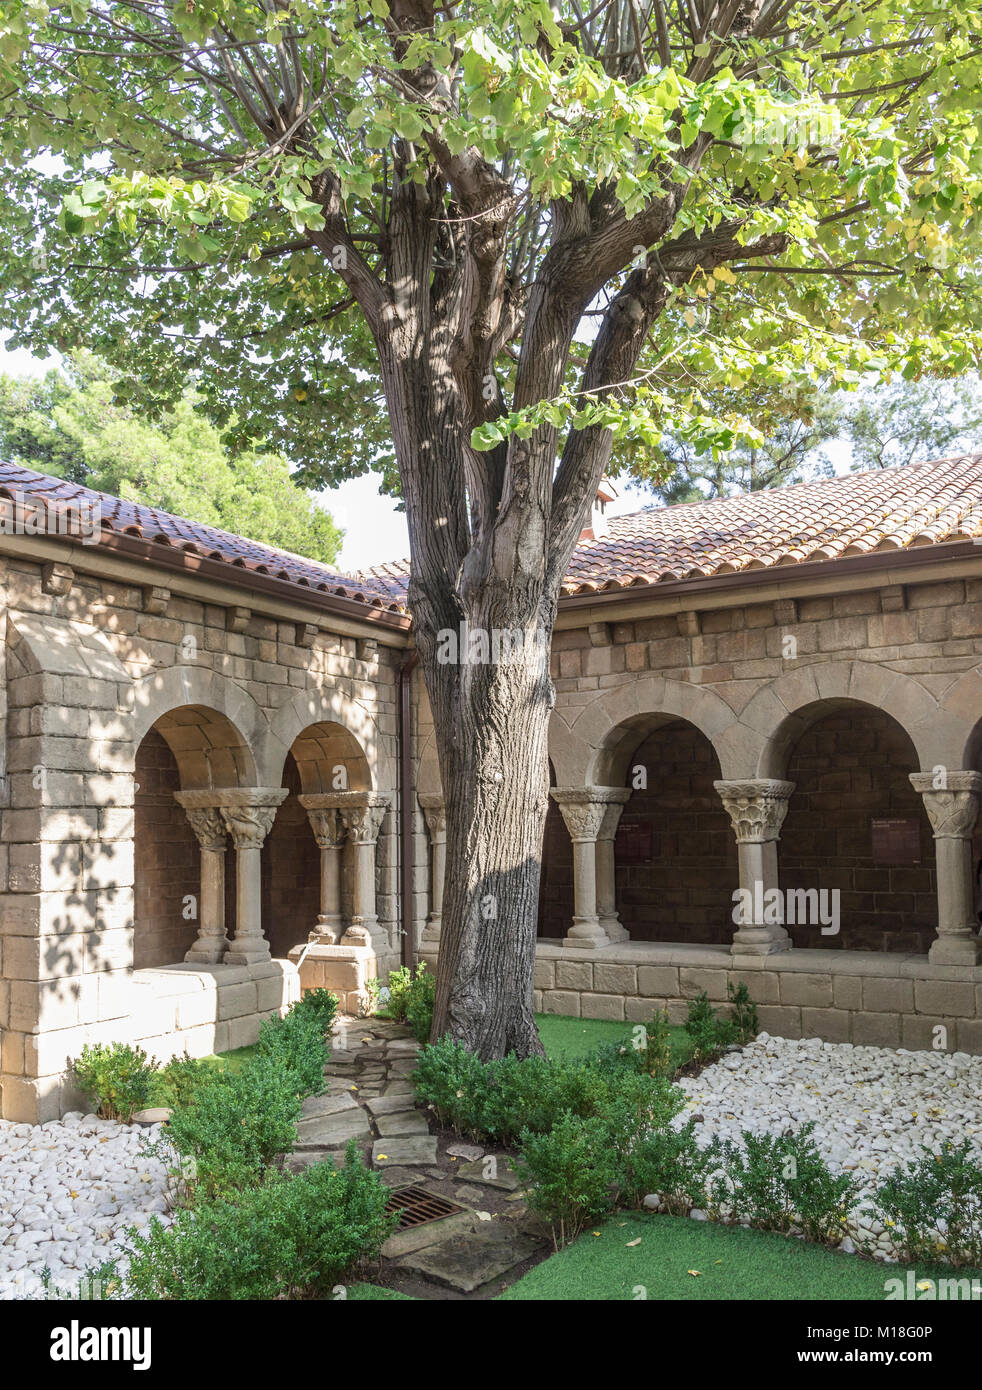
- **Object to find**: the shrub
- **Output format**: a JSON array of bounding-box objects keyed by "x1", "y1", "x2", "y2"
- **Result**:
[
  {"x1": 295, "y1": 987, "x2": 340, "y2": 1037},
  {"x1": 151, "y1": 1052, "x2": 215, "y2": 1111},
  {"x1": 684, "y1": 992, "x2": 738, "y2": 1063},
  {"x1": 411, "y1": 1035, "x2": 493, "y2": 1137},
  {"x1": 711, "y1": 1124, "x2": 857, "y2": 1243},
  {"x1": 256, "y1": 1003, "x2": 328, "y2": 1100},
  {"x1": 376, "y1": 963, "x2": 435, "y2": 1042},
  {"x1": 514, "y1": 1114, "x2": 620, "y2": 1249},
  {"x1": 874, "y1": 1141, "x2": 982, "y2": 1267},
  {"x1": 123, "y1": 1144, "x2": 394, "y2": 1299},
  {"x1": 620, "y1": 1121, "x2": 722, "y2": 1215},
  {"x1": 72, "y1": 1043, "x2": 159, "y2": 1122},
  {"x1": 727, "y1": 981, "x2": 758, "y2": 1044},
  {"x1": 165, "y1": 1051, "x2": 305, "y2": 1198}
]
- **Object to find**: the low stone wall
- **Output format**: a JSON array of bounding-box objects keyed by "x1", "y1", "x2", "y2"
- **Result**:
[
  {"x1": 528, "y1": 942, "x2": 982, "y2": 1053},
  {"x1": 0, "y1": 958, "x2": 299, "y2": 1122}
]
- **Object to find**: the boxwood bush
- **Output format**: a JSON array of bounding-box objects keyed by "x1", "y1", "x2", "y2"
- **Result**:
[{"x1": 122, "y1": 1144, "x2": 394, "y2": 1300}]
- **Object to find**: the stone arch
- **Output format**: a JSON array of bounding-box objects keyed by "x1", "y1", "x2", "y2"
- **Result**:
[
  {"x1": 936, "y1": 667, "x2": 982, "y2": 771},
  {"x1": 750, "y1": 662, "x2": 948, "y2": 779},
  {"x1": 556, "y1": 676, "x2": 748, "y2": 786},
  {"x1": 130, "y1": 666, "x2": 263, "y2": 785},
  {"x1": 261, "y1": 686, "x2": 394, "y2": 792}
]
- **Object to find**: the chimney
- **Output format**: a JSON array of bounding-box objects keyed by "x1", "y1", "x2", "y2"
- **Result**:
[{"x1": 580, "y1": 476, "x2": 618, "y2": 542}]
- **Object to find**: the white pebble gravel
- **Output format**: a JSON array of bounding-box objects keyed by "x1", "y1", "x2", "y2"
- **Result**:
[
  {"x1": 0, "y1": 1113, "x2": 173, "y2": 1300},
  {"x1": 660, "y1": 1034, "x2": 982, "y2": 1260}
]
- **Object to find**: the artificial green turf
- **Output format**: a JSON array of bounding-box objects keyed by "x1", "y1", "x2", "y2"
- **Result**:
[
  {"x1": 535, "y1": 1012, "x2": 693, "y2": 1067},
  {"x1": 345, "y1": 1283, "x2": 414, "y2": 1300},
  {"x1": 497, "y1": 1212, "x2": 982, "y2": 1301}
]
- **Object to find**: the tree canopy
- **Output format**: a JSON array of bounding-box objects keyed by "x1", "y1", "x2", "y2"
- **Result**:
[
  {"x1": 0, "y1": 354, "x2": 344, "y2": 562},
  {"x1": 2, "y1": 1, "x2": 982, "y2": 503}
]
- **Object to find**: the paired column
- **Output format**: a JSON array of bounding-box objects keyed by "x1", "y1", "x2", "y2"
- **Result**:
[
  {"x1": 552, "y1": 787, "x2": 629, "y2": 948},
  {"x1": 715, "y1": 778, "x2": 795, "y2": 956},
  {"x1": 298, "y1": 796, "x2": 346, "y2": 944},
  {"x1": 336, "y1": 791, "x2": 391, "y2": 947},
  {"x1": 174, "y1": 799, "x2": 230, "y2": 964},
  {"x1": 910, "y1": 772, "x2": 982, "y2": 965},
  {"x1": 418, "y1": 794, "x2": 447, "y2": 947},
  {"x1": 175, "y1": 787, "x2": 286, "y2": 965}
]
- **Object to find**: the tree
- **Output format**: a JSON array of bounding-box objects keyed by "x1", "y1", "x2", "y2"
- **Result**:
[
  {"x1": 3, "y1": 1, "x2": 982, "y2": 1057},
  {"x1": 844, "y1": 375, "x2": 982, "y2": 472},
  {"x1": 0, "y1": 355, "x2": 344, "y2": 563},
  {"x1": 638, "y1": 381, "x2": 843, "y2": 503}
]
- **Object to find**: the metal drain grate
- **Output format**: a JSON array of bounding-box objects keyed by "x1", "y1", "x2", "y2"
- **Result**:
[{"x1": 385, "y1": 1184, "x2": 467, "y2": 1231}]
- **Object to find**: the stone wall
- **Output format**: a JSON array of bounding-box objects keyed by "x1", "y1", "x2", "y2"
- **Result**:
[
  {"x1": 527, "y1": 940, "x2": 982, "y2": 1053},
  {"x1": 0, "y1": 544, "x2": 406, "y2": 1121}
]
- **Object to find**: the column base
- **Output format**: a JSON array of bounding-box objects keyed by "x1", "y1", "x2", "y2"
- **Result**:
[
  {"x1": 599, "y1": 916, "x2": 629, "y2": 943},
  {"x1": 185, "y1": 937, "x2": 230, "y2": 964},
  {"x1": 731, "y1": 925, "x2": 793, "y2": 957},
  {"x1": 309, "y1": 914, "x2": 344, "y2": 946},
  {"x1": 563, "y1": 917, "x2": 611, "y2": 949},
  {"x1": 224, "y1": 940, "x2": 272, "y2": 965},
  {"x1": 341, "y1": 918, "x2": 377, "y2": 948},
  {"x1": 928, "y1": 934, "x2": 982, "y2": 965}
]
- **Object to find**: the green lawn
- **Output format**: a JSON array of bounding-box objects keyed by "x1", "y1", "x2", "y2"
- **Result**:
[
  {"x1": 498, "y1": 1212, "x2": 981, "y2": 1301},
  {"x1": 535, "y1": 1012, "x2": 692, "y2": 1067}
]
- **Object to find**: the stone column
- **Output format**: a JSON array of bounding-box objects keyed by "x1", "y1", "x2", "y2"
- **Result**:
[
  {"x1": 218, "y1": 788, "x2": 288, "y2": 965},
  {"x1": 418, "y1": 794, "x2": 447, "y2": 948},
  {"x1": 174, "y1": 796, "x2": 230, "y2": 963},
  {"x1": 552, "y1": 788, "x2": 610, "y2": 948},
  {"x1": 595, "y1": 789, "x2": 631, "y2": 943},
  {"x1": 298, "y1": 796, "x2": 346, "y2": 944},
  {"x1": 338, "y1": 792, "x2": 391, "y2": 948},
  {"x1": 910, "y1": 771, "x2": 982, "y2": 965},
  {"x1": 715, "y1": 779, "x2": 796, "y2": 956}
]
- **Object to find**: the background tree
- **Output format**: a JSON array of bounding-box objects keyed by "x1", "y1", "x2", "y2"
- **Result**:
[
  {"x1": 3, "y1": 1, "x2": 982, "y2": 1057},
  {"x1": 844, "y1": 375, "x2": 982, "y2": 472},
  {"x1": 0, "y1": 355, "x2": 344, "y2": 562}
]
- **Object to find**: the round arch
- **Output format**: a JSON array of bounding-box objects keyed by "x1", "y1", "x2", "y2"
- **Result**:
[
  {"x1": 130, "y1": 667, "x2": 262, "y2": 787},
  {"x1": 749, "y1": 661, "x2": 947, "y2": 778},
  {"x1": 553, "y1": 675, "x2": 748, "y2": 786},
  {"x1": 261, "y1": 686, "x2": 394, "y2": 791}
]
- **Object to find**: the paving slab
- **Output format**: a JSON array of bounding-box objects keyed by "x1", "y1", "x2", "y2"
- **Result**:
[
  {"x1": 364, "y1": 1095, "x2": 419, "y2": 1118},
  {"x1": 382, "y1": 1080, "x2": 415, "y2": 1097},
  {"x1": 375, "y1": 1111, "x2": 431, "y2": 1137},
  {"x1": 301, "y1": 1091, "x2": 359, "y2": 1119},
  {"x1": 381, "y1": 1209, "x2": 476, "y2": 1260},
  {"x1": 446, "y1": 1142, "x2": 484, "y2": 1162},
  {"x1": 377, "y1": 1165, "x2": 424, "y2": 1189},
  {"x1": 372, "y1": 1135, "x2": 438, "y2": 1169},
  {"x1": 295, "y1": 1107, "x2": 371, "y2": 1150},
  {"x1": 387, "y1": 1039, "x2": 422, "y2": 1054},
  {"x1": 453, "y1": 1158, "x2": 521, "y2": 1191},
  {"x1": 393, "y1": 1224, "x2": 545, "y2": 1293}
]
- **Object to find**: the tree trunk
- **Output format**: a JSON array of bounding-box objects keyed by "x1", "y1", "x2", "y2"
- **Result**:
[{"x1": 424, "y1": 600, "x2": 554, "y2": 1058}]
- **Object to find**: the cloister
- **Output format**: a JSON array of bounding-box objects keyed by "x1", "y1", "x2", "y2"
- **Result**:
[{"x1": 5, "y1": 452, "x2": 982, "y2": 1120}]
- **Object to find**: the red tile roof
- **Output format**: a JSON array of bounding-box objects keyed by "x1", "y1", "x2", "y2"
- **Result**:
[
  {"x1": 0, "y1": 461, "x2": 403, "y2": 612},
  {"x1": 363, "y1": 454, "x2": 982, "y2": 598},
  {"x1": 4, "y1": 454, "x2": 982, "y2": 615}
]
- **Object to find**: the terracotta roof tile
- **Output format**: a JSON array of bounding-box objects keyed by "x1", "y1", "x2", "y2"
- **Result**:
[
  {"x1": 5, "y1": 454, "x2": 982, "y2": 616},
  {"x1": 0, "y1": 461, "x2": 403, "y2": 612}
]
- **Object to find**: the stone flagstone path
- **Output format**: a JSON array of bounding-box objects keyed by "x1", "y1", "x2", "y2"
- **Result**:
[{"x1": 288, "y1": 1015, "x2": 548, "y2": 1296}]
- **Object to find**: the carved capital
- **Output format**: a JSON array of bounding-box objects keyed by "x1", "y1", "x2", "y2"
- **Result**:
[
  {"x1": 220, "y1": 802, "x2": 280, "y2": 849},
  {"x1": 304, "y1": 807, "x2": 345, "y2": 850},
  {"x1": 714, "y1": 779, "x2": 796, "y2": 843},
  {"x1": 910, "y1": 772, "x2": 982, "y2": 839},
  {"x1": 418, "y1": 793, "x2": 446, "y2": 840},
  {"x1": 182, "y1": 806, "x2": 227, "y2": 852},
  {"x1": 339, "y1": 792, "x2": 391, "y2": 845}
]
